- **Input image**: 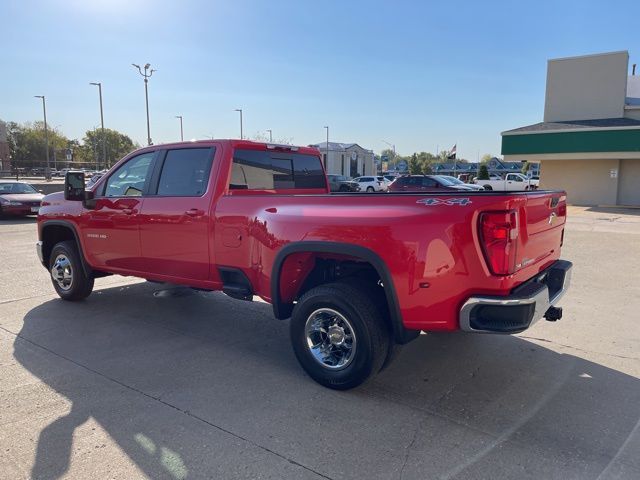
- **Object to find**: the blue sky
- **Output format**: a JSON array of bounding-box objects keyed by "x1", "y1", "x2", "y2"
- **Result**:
[{"x1": 2, "y1": 0, "x2": 639, "y2": 159}]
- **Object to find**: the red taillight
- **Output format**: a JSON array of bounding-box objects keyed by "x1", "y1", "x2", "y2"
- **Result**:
[{"x1": 479, "y1": 211, "x2": 518, "y2": 275}]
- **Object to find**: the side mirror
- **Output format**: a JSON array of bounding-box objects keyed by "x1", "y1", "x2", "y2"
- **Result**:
[{"x1": 64, "y1": 171, "x2": 85, "y2": 201}]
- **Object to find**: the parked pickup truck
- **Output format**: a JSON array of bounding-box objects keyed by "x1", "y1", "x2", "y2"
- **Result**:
[
  {"x1": 475, "y1": 172, "x2": 535, "y2": 191},
  {"x1": 36, "y1": 140, "x2": 572, "y2": 389}
]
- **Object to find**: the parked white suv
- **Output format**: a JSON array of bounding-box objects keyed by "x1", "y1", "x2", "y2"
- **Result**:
[{"x1": 353, "y1": 176, "x2": 386, "y2": 192}]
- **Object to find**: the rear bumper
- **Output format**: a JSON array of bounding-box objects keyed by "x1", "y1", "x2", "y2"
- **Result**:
[{"x1": 459, "y1": 260, "x2": 572, "y2": 333}]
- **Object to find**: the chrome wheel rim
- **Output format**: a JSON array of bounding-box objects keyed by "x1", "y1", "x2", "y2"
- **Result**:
[
  {"x1": 305, "y1": 308, "x2": 357, "y2": 370},
  {"x1": 51, "y1": 254, "x2": 73, "y2": 291}
]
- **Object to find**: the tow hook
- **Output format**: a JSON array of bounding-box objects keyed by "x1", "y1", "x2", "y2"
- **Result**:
[{"x1": 544, "y1": 306, "x2": 563, "y2": 322}]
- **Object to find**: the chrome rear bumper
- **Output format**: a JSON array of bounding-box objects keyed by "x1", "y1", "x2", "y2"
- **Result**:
[{"x1": 459, "y1": 260, "x2": 573, "y2": 333}]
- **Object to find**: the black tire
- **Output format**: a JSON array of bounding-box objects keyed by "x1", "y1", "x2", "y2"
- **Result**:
[
  {"x1": 366, "y1": 186, "x2": 374, "y2": 192},
  {"x1": 49, "y1": 240, "x2": 94, "y2": 301},
  {"x1": 290, "y1": 281, "x2": 390, "y2": 390},
  {"x1": 483, "y1": 185, "x2": 492, "y2": 191}
]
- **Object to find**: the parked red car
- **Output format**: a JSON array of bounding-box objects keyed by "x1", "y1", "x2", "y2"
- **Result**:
[
  {"x1": 36, "y1": 140, "x2": 571, "y2": 389},
  {"x1": 0, "y1": 181, "x2": 44, "y2": 216}
]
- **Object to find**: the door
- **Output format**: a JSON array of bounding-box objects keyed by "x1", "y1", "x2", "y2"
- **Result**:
[
  {"x1": 618, "y1": 159, "x2": 640, "y2": 206},
  {"x1": 82, "y1": 151, "x2": 157, "y2": 271},
  {"x1": 139, "y1": 147, "x2": 216, "y2": 281},
  {"x1": 506, "y1": 174, "x2": 526, "y2": 190}
]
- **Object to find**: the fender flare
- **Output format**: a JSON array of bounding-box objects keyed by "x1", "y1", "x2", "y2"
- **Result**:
[
  {"x1": 40, "y1": 220, "x2": 93, "y2": 277},
  {"x1": 271, "y1": 241, "x2": 419, "y2": 344}
]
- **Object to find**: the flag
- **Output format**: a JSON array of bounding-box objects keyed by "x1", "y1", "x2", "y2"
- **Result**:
[{"x1": 447, "y1": 144, "x2": 457, "y2": 160}]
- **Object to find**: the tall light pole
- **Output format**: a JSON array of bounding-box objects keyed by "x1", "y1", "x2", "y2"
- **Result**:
[
  {"x1": 34, "y1": 96, "x2": 50, "y2": 180},
  {"x1": 266, "y1": 129, "x2": 273, "y2": 142},
  {"x1": 324, "y1": 126, "x2": 329, "y2": 170},
  {"x1": 175, "y1": 115, "x2": 184, "y2": 141},
  {"x1": 90, "y1": 82, "x2": 106, "y2": 170},
  {"x1": 235, "y1": 109, "x2": 243, "y2": 139},
  {"x1": 382, "y1": 140, "x2": 396, "y2": 158},
  {"x1": 132, "y1": 63, "x2": 155, "y2": 145}
]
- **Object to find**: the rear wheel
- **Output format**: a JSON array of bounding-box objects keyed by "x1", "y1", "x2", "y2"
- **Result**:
[
  {"x1": 366, "y1": 186, "x2": 374, "y2": 192},
  {"x1": 483, "y1": 185, "x2": 492, "y2": 191},
  {"x1": 290, "y1": 281, "x2": 390, "y2": 389},
  {"x1": 49, "y1": 240, "x2": 94, "y2": 301}
]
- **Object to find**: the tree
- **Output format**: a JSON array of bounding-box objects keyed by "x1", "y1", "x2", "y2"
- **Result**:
[
  {"x1": 480, "y1": 154, "x2": 493, "y2": 163},
  {"x1": 78, "y1": 128, "x2": 139, "y2": 169},
  {"x1": 478, "y1": 164, "x2": 490, "y2": 180},
  {"x1": 408, "y1": 153, "x2": 423, "y2": 174},
  {"x1": 522, "y1": 161, "x2": 532, "y2": 174},
  {"x1": 251, "y1": 132, "x2": 292, "y2": 145},
  {"x1": 7, "y1": 121, "x2": 69, "y2": 171}
]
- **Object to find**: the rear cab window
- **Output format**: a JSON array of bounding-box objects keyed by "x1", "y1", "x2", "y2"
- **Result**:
[
  {"x1": 229, "y1": 148, "x2": 326, "y2": 193},
  {"x1": 156, "y1": 148, "x2": 214, "y2": 196}
]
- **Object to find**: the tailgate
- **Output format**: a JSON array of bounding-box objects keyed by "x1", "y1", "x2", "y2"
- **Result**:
[{"x1": 518, "y1": 191, "x2": 566, "y2": 270}]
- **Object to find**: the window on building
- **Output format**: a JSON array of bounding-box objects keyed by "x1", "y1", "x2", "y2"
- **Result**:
[
  {"x1": 156, "y1": 148, "x2": 214, "y2": 196},
  {"x1": 230, "y1": 149, "x2": 325, "y2": 190},
  {"x1": 341, "y1": 154, "x2": 345, "y2": 176}
]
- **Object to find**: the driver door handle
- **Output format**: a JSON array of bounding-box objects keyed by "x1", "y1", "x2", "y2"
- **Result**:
[
  {"x1": 122, "y1": 208, "x2": 136, "y2": 215},
  {"x1": 185, "y1": 208, "x2": 204, "y2": 217}
]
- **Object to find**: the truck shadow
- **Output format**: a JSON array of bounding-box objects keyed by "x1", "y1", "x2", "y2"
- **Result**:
[{"x1": 14, "y1": 281, "x2": 640, "y2": 479}]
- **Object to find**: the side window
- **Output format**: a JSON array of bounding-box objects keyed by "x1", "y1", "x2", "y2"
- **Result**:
[
  {"x1": 103, "y1": 152, "x2": 155, "y2": 197},
  {"x1": 422, "y1": 178, "x2": 437, "y2": 187},
  {"x1": 157, "y1": 148, "x2": 214, "y2": 196},
  {"x1": 230, "y1": 150, "x2": 325, "y2": 190}
]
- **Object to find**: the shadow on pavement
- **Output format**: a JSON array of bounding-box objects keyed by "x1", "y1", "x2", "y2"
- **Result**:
[
  {"x1": 13, "y1": 282, "x2": 640, "y2": 479},
  {"x1": 586, "y1": 206, "x2": 640, "y2": 217},
  {"x1": 0, "y1": 216, "x2": 37, "y2": 224}
]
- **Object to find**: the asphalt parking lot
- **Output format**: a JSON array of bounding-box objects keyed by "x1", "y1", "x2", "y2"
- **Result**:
[{"x1": 1, "y1": 207, "x2": 639, "y2": 480}]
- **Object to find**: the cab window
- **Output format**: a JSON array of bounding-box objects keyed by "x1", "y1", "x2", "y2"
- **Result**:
[
  {"x1": 230, "y1": 149, "x2": 325, "y2": 190},
  {"x1": 157, "y1": 148, "x2": 214, "y2": 196},
  {"x1": 103, "y1": 152, "x2": 155, "y2": 197}
]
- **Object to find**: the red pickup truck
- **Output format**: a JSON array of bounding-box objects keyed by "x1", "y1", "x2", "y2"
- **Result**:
[{"x1": 36, "y1": 140, "x2": 572, "y2": 389}]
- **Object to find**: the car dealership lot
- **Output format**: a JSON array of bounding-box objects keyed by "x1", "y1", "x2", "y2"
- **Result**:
[{"x1": 0, "y1": 208, "x2": 639, "y2": 479}]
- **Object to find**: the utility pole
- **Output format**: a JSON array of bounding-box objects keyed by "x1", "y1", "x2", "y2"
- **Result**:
[
  {"x1": 266, "y1": 129, "x2": 273, "y2": 142},
  {"x1": 34, "y1": 95, "x2": 50, "y2": 180},
  {"x1": 175, "y1": 115, "x2": 184, "y2": 141},
  {"x1": 324, "y1": 126, "x2": 329, "y2": 170},
  {"x1": 132, "y1": 63, "x2": 156, "y2": 145},
  {"x1": 235, "y1": 109, "x2": 243, "y2": 139},
  {"x1": 90, "y1": 82, "x2": 106, "y2": 169}
]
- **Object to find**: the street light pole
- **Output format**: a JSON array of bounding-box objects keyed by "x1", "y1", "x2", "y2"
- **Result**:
[
  {"x1": 90, "y1": 82, "x2": 106, "y2": 169},
  {"x1": 175, "y1": 115, "x2": 184, "y2": 141},
  {"x1": 235, "y1": 109, "x2": 243, "y2": 139},
  {"x1": 266, "y1": 129, "x2": 272, "y2": 142},
  {"x1": 324, "y1": 126, "x2": 329, "y2": 170},
  {"x1": 34, "y1": 95, "x2": 50, "y2": 180},
  {"x1": 132, "y1": 63, "x2": 156, "y2": 145}
]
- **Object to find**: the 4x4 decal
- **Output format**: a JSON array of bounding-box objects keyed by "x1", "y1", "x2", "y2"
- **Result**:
[{"x1": 416, "y1": 198, "x2": 472, "y2": 206}]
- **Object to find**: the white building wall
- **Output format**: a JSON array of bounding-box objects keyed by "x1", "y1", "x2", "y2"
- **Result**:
[{"x1": 544, "y1": 51, "x2": 628, "y2": 122}]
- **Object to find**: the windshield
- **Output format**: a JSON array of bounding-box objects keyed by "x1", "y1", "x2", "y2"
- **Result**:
[
  {"x1": 442, "y1": 176, "x2": 463, "y2": 185},
  {"x1": 0, "y1": 183, "x2": 38, "y2": 194},
  {"x1": 434, "y1": 176, "x2": 456, "y2": 186}
]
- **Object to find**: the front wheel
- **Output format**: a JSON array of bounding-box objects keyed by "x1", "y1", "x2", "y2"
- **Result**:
[
  {"x1": 290, "y1": 281, "x2": 391, "y2": 390},
  {"x1": 483, "y1": 185, "x2": 493, "y2": 191},
  {"x1": 49, "y1": 240, "x2": 94, "y2": 301},
  {"x1": 366, "y1": 186, "x2": 374, "y2": 192}
]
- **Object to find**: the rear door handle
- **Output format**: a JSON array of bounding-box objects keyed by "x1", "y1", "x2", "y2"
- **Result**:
[
  {"x1": 122, "y1": 208, "x2": 136, "y2": 215},
  {"x1": 185, "y1": 208, "x2": 204, "y2": 217}
]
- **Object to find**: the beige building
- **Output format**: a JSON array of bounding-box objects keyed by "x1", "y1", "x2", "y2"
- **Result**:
[
  {"x1": 502, "y1": 51, "x2": 640, "y2": 206},
  {"x1": 310, "y1": 142, "x2": 375, "y2": 177}
]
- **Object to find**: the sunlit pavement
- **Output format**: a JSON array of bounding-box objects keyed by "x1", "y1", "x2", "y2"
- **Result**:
[{"x1": 0, "y1": 212, "x2": 638, "y2": 479}]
